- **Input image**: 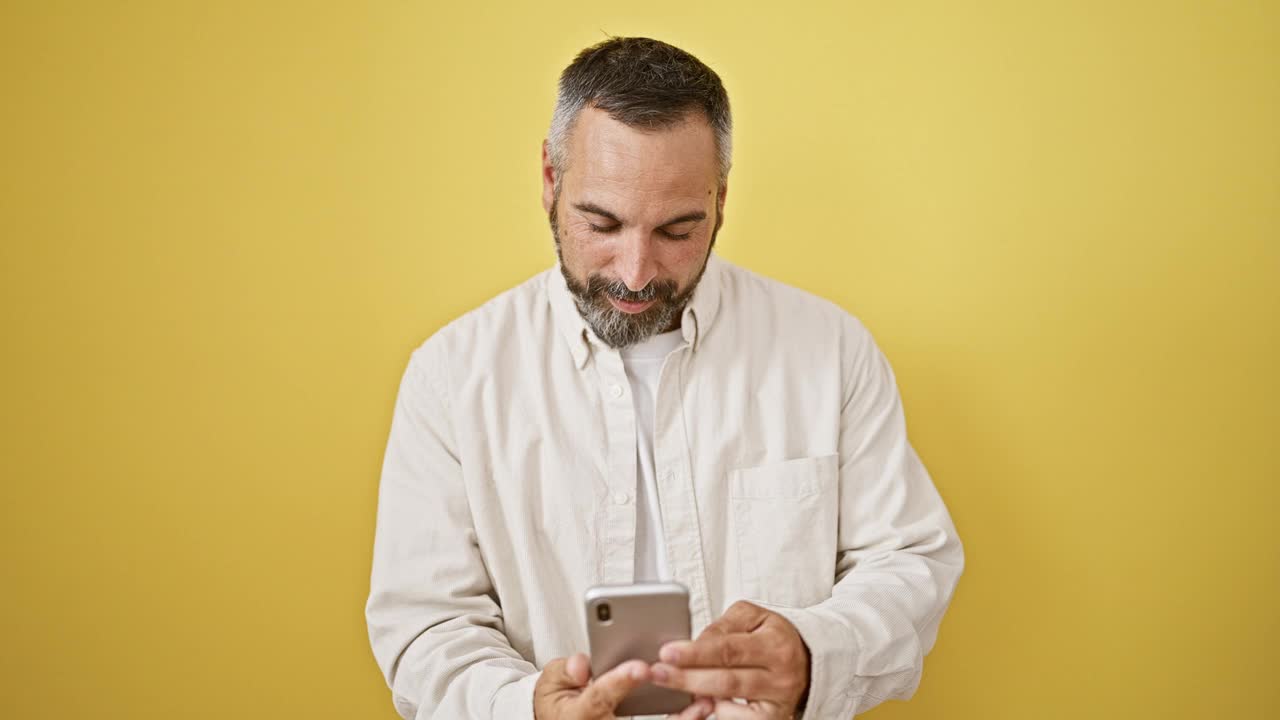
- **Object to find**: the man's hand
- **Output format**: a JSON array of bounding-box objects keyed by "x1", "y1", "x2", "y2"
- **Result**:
[
  {"x1": 649, "y1": 600, "x2": 812, "y2": 719},
  {"x1": 534, "y1": 653, "x2": 652, "y2": 720}
]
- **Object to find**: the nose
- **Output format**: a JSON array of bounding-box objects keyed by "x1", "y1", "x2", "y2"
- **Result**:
[{"x1": 614, "y1": 232, "x2": 658, "y2": 292}]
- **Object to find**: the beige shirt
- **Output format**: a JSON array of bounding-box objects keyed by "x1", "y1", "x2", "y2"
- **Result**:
[{"x1": 365, "y1": 252, "x2": 965, "y2": 719}]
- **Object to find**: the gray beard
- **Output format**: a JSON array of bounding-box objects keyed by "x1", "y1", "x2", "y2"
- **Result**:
[
  {"x1": 549, "y1": 197, "x2": 713, "y2": 349},
  {"x1": 561, "y1": 263, "x2": 685, "y2": 349}
]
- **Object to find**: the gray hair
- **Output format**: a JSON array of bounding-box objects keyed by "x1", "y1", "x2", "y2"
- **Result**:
[{"x1": 547, "y1": 37, "x2": 733, "y2": 196}]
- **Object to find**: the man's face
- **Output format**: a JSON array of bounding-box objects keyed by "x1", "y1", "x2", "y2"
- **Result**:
[{"x1": 542, "y1": 105, "x2": 726, "y2": 348}]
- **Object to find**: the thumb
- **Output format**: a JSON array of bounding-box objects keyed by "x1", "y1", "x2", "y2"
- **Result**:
[
  {"x1": 539, "y1": 657, "x2": 584, "y2": 694},
  {"x1": 565, "y1": 653, "x2": 591, "y2": 687},
  {"x1": 577, "y1": 660, "x2": 650, "y2": 716}
]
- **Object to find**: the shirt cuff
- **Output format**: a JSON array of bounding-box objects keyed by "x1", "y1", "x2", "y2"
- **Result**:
[
  {"x1": 489, "y1": 671, "x2": 541, "y2": 720},
  {"x1": 752, "y1": 601, "x2": 860, "y2": 720}
]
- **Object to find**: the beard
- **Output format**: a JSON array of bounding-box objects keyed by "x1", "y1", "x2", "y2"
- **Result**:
[{"x1": 549, "y1": 187, "x2": 717, "y2": 349}]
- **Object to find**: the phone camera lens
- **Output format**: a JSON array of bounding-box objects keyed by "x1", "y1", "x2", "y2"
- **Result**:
[{"x1": 596, "y1": 603, "x2": 611, "y2": 622}]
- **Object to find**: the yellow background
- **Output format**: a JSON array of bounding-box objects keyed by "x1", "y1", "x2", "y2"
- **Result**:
[{"x1": 2, "y1": 1, "x2": 1276, "y2": 718}]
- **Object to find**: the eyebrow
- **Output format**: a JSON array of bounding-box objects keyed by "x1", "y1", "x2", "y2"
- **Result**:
[{"x1": 572, "y1": 201, "x2": 707, "y2": 227}]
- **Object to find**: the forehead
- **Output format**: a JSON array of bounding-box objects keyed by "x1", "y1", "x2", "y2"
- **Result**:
[{"x1": 565, "y1": 105, "x2": 718, "y2": 205}]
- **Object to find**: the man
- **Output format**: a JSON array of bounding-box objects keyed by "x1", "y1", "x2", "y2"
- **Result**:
[{"x1": 366, "y1": 36, "x2": 964, "y2": 720}]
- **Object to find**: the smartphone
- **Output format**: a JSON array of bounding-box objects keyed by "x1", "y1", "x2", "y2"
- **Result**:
[{"x1": 583, "y1": 581, "x2": 694, "y2": 717}]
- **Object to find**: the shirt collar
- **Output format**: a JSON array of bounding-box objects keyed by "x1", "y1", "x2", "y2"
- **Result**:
[{"x1": 547, "y1": 251, "x2": 724, "y2": 370}]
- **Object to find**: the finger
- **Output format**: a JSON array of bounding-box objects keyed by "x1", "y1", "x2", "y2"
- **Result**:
[
  {"x1": 718, "y1": 600, "x2": 770, "y2": 633},
  {"x1": 668, "y1": 695, "x2": 715, "y2": 720},
  {"x1": 660, "y1": 632, "x2": 772, "y2": 668},
  {"x1": 537, "y1": 658, "x2": 574, "y2": 693},
  {"x1": 651, "y1": 664, "x2": 780, "y2": 700},
  {"x1": 711, "y1": 699, "x2": 758, "y2": 720},
  {"x1": 698, "y1": 600, "x2": 770, "y2": 640},
  {"x1": 565, "y1": 653, "x2": 591, "y2": 687},
  {"x1": 577, "y1": 660, "x2": 649, "y2": 716}
]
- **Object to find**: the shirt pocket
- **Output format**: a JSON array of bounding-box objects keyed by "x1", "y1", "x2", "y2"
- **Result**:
[{"x1": 728, "y1": 453, "x2": 840, "y2": 608}]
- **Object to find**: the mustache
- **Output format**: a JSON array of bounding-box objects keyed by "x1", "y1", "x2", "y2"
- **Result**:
[{"x1": 585, "y1": 274, "x2": 679, "y2": 304}]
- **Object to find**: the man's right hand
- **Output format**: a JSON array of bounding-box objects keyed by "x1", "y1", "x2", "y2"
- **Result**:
[
  {"x1": 533, "y1": 654, "x2": 646, "y2": 720},
  {"x1": 533, "y1": 654, "x2": 714, "y2": 720}
]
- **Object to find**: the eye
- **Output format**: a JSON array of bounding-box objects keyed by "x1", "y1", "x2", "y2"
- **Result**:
[
  {"x1": 588, "y1": 224, "x2": 620, "y2": 235},
  {"x1": 661, "y1": 229, "x2": 693, "y2": 241}
]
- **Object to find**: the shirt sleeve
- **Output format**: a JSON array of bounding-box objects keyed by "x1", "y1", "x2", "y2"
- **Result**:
[
  {"x1": 755, "y1": 316, "x2": 965, "y2": 718},
  {"x1": 365, "y1": 343, "x2": 540, "y2": 720}
]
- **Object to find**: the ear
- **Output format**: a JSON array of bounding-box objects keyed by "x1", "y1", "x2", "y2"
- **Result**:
[
  {"x1": 714, "y1": 180, "x2": 728, "y2": 233},
  {"x1": 541, "y1": 139, "x2": 556, "y2": 213}
]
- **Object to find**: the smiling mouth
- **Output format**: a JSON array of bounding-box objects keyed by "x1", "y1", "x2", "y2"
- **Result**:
[{"x1": 607, "y1": 296, "x2": 656, "y2": 314}]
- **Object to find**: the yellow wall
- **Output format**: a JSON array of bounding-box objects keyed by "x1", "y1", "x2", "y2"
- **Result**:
[{"x1": 2, "y1": 2, "x2": 1276, "y2": 718}]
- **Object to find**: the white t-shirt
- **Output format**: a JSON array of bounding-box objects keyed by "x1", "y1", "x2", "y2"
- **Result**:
[{"x1": 620, "y1": 327, "x2": 685, "y2": 582}]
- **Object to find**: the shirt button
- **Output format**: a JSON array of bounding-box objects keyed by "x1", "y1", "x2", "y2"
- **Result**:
[
  {"x1": 609, "y1": 384, "x2": 624, "y2": 399},
  {"x1": 663, "y1": 470, "x2": 676, "y2": 482},
  {"x1": 613, "y1": 491, "x2": 630, "y2": 505}
]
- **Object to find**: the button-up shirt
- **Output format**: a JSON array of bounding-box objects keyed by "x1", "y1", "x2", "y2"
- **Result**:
[{"x1": 365, "y1": 252, "x2": 965, "y2": 719}]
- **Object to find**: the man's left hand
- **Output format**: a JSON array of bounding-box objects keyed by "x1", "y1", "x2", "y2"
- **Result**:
[{"x1": 652, "y1": 600, "x2": 811, "y2": 719}]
